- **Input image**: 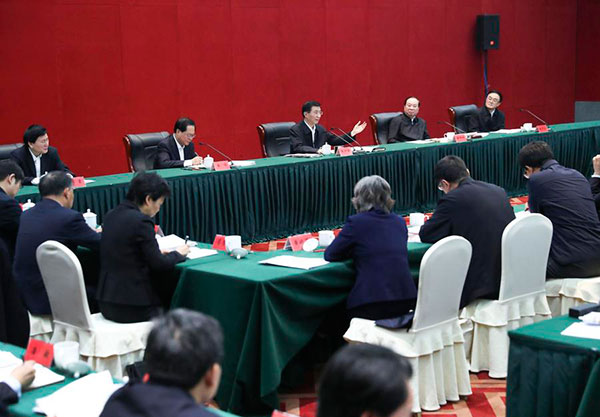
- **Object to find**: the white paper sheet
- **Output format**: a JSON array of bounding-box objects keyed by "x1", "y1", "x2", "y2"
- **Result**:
[
  {"x1": 407, "y1": 225, "x2": 422, "y2": 243},
  {"x1": 560, "y1": 321, "x2": 600, "y2": 340},
  {"x1": 232, "y1": 160, "x2": 256, "y2": 167},
  {"x1": 187, "y1": 247, "x2": 218, "y2": 259},
  {"x1": 156, "y1": 234, "x2": 186, "y2": 252},
  {"x1": 0, "y1": 352, "x2": 65, "y2": 389},
  {"x1": 84, "y1": 179, "x2": 95, "y2": 184},
  {"x1": 494, "y1": 128, "x2": 522, "y2": 134},
  {"x1": 259, "y1": 255, "x2": 329, "y2": 270}
]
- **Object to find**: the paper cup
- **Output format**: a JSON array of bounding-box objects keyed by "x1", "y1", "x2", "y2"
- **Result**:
[
  {"x1": 225, "y1": 235, "x2": 242, "y2": 252},
  {"x1": 409, "y1": 213, "x2": 425, "y2": 226},
  {"x1": 54, "y1": 341, "x2": 80, "y2": 369},
  {"x1": 318, "y1": 230, "x2": 335, "y2": 247}
]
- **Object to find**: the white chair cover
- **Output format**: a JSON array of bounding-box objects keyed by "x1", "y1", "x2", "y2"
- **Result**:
[
  {"x1": 344, "y1": 236, "x2": 473, "y2": 412},
  {"x1": 36, "y1": 241, "x2": 153, "y2": 378},
  {"x1": 28, "y1": 312, "x2": 53, "y2": 342},
  {"x1": 464, "y1": 214, "x2": 553, "y2": 378},
  {"x1": 545, "y1": 277, "x2": 600, "y2": 317}
]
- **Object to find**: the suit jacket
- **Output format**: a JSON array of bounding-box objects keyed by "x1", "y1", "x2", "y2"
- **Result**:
[
  {"x1": 97, "y1": 201, "x2": 185, "y2": 309},
  {"x1": 324, "y1": 209, "x2": 417, "y2": 309},
  {"x1": 0, "y1": 189, "x2": 21, "y2": 261},
  {"x1": 289, "y1": 121, "x2": 348, "y2": 153},
  {"x1": 419, "y1": 178, "x2": 515, "y2": 308},
  {"x1": 467, "y1": 107, "x2": 505, "y2": 132},
  {"x1": 100, "y1": 382, "x2": 214, "y2": 417},
  {"x1": 387, "y1": 113, "x2": 430, "y2": 142},
  {"x1": 528, "y1": 160, "x2": 600, "y2": 266},
  {"x1": 0, "y1": 382, "x2": 18, "y2": 417},
  {"x1": 13, "y1": 199, "x2": 101, "y2": 314},
  {"x1": 10, "y1": 145, "x2": 72, "y2": 185},
  {"x1": 590, "y1": 176, "x2": 600, "y2": 213},
  {"x1": 155, "y1": 135, "x2": 196, "y2": 169}
]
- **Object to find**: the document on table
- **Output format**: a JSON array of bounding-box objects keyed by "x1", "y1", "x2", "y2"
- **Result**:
[
  {"x1": 187, "y1": 247, "x2": 218, "y2": 259},
  {"x1": 560, "y1": 321, "x2": 600, "y2": 340},
  {"x1": 259, "y1": 255, "x2": 329, "y2": 270},
  {"x1": 156, "y1": 234, "x2": 187, "y2": 252},
  {"x1": 407, "y1": 225, "x2": 422, "y2": 243},
  {"x1": 0, "y1": 352, "x2": 65, "y2": 389},
  {"x1": 231, "y1": 160, "x2": 256, "y2": 167}
]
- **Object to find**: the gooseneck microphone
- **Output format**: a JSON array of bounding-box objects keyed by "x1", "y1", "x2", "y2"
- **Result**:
[
  {"x1": 330, "y1": 127, "x2": 363, "y2": 147},
  {"x1": 328, "y1": 128, "x2": 356, "y2": 147},
  {"x1": 197, "y1": 141, "x2": 234, "y2": 163},
  {"x1": 437, "y1": 120, "x2": 467, "y2": 134},
  {"x1": 519, "y1": 108, "x2": 548, "y2": 125}
]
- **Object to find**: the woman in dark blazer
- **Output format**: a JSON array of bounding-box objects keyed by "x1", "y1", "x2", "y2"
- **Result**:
[
  {"x1": 324, "y1": 175, "x2": 417, "y2": 320},
  {"x1": 97, "y1": 173, "x2": 189, "y2": 323}
]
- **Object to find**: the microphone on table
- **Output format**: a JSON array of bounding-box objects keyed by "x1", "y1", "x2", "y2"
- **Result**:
[
  {"x1": 328, "y1": 128, "x2": 357, "y2": 148},
  {"x1": 330, "y1": 127, "x2": 364, "y2": 147},
  {"x1": 197, "y1": 141, "x2": 237, "y2": 168},
  {"x1": 519, "y1": 108, "x2": 548, "y2": 126},
  {"x1": 437, "y1": 120, "x2": 467, "y2": 134}
]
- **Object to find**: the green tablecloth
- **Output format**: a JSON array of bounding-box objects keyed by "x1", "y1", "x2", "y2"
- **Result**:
[
  {"x1": 506, "y1": 316, "x2": 600, "y2": 417},
  {"x1": 15, "y1": 121, "x2": 600, "y2": 243}
]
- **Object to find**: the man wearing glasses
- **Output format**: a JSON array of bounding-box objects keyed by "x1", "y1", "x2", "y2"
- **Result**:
[
  {"x1": 155, "y1": 118, "x2": 203, "y2": 168},
  {"x1": 468, "y1": 90, "x2": 505, "y2": 133}
]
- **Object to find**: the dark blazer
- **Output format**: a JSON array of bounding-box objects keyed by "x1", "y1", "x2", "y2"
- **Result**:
[
  {"x1": 155, "y1": 135, "x2": 196, "y2": 168},
  {"x1": 324, "y1": 209, "x2": 417, "y2": 309},
  {"x1": 289, "y1": 121, "x2": 348, "y2": 153},
  {"x1": 419, "y1": 178, "x2": 515, "y2": 308},
  {"x1": 528, "y1": 160, "x2": 600, "y2": 267},
  {"x1": 0, "y1": 188, "x2": 21, "y2": 261},
  {"x1": 13, "y1": 199, "x2": 101, "y2": 315},
  {"x1": 97, "y1": 201, "x2": 186, "y2": 310},
  {"x1": 0, "y1": 382, "x2": 18, "y2": 417},
  {"x1": 467, "y1": 107, "x2": 505, "y2": 132},
  {"x1": 590, "y1": 176, "x2": 600, "y2": 213},
  {"x1": 387, "y1": 113, "x2": 430, "y2": 142},
  {"x1": 10, "y1": 145, "x2": 72, "y2": 185},
  {"x1": 100, "y1": 382, "x2": 214, "y2": 417}
]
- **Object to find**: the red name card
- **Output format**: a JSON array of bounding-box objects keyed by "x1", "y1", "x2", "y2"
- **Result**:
[
  {"x1": 336, "y1": 146, "x2": 353, "y2": 156},
  {"x1": 24, "y1": 338, "x2": 53, "y2": 367},
  {"x1": 214, "y1": 161, "x2": 231, "y2": 171},
  {"x1": 72, "y1": 176, "x2": 86, "y2": 188},
  {"x1": 285, "y1": 233, "x2": 313, "y2": 251},
  {"x1": 454, "y1": 134, "x2": 468, "y2": 143},
  {"x1": 536, "y1": 124, "x2": 550, "y2": 133},
  {"x1": 272, "y1": 411, "x2": 298, "y2": 417},
  {"x1": 212, "y1": 234, "x2": 226, "y2": 251}
]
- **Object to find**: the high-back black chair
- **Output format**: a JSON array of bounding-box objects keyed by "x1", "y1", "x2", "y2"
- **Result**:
[
  {"x1": 257, "y1": 122, "x2": 295, "y2": 157},
  {"x1": 369, "y1": 112, "x2": 401, "y2": 144},
  {"x1": 122, "y1": 131, "x2": 170, "y2": 172},
  {"x1": 0, "y1": 143, "x2": 23, "y2": 161},
  {"x1": 448, "y1": 104, "x2": 478, "y2": 133}
]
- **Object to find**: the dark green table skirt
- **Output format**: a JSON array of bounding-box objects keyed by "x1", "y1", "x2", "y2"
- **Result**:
[
  {"x1": 16, "y1": 121, "x2": 600, "y2": 243},
  {"x1": 507, "y1": 316, "x2": 600, "y2": 417}
]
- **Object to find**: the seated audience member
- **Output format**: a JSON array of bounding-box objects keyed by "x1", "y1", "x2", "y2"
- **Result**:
[
  {"x1": 13, "y1": 171, "x2": 101, "y2": 315},
  {"x1": 97, "y1": 173, "x2": 188, "y2": 323},
  {"x1": 590, "y1": 154, "x2": 600, "y2": 214},
  {"x1": 290, "y1": 100, "x2": 367, "y2": 154},
  {"x1": 155, "y1": 118, "x2": 203, "y2": 169},
  {"x1": 419, "y1": 156, "x2": 515, "y2": 308},
  {"x1": 317, "y1": 344, "x2": 413, "y2": 417},
  {"x1": 0, "y1": 160, "x2": 25, "y2": 261},
  {"x1": 468, "y1": 90, "x2": 505, "y2": 132},
  {"x1": 10, "y1": 124, "x2": 72, "y2": 185},
  {"x1": 324, "y1": 175, "x2": 416, "y2": 319},
  {"x1": 100, "y1": 309, "x2": 223, "y2": 417},
  {"x1": 0, "y1": 361, "x2": 35, "y2": 417},
  {"x1": 519, "y1": 141, "x2": 600, "y2": 278},
  {"x1": 387, "y1": 96, "x2": 430, "y2": 142}
]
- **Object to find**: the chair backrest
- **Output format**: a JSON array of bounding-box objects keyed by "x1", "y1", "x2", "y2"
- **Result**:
[
  {"x1": 411, "y1": 236, "x2": 472, "y2": 332},
  {"x1": 499, "y1": 214, "x2": 553, "y2": 302},
  {"x1": 448, "y1": 104, "x2": 478, "y2": 133},
  {"x1": 0, "y1": 143, "x2": 23, "y2": 161},
  {"x1": 257, "y1": 122, "x2": 295, "y2": 157},
  {"x1": 36, "y1": 240, "x2": 94, "y2": 330},
  {"x1": 122, "y1": 131, "x2": 170, "y2": 172},
  {"x1": 369, "y1": 112, "x2": 401, "y2": 144}
]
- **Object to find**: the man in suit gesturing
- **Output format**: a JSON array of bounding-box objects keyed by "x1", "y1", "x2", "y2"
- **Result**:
[{"x1": 155, "y1": 118, "x2": 203, "y2": 169}]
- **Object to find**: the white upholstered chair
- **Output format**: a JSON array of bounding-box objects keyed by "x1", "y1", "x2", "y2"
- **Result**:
[
  {"x1": 36, "y1": 241, "x2": 153, "y2": 378},
  {"x1": 344, "y1": 236, "x2": 473, "y2": 413},
  {"x1": 546, "y1": 277, "x2": 600, "y2": 317},
  {"x1": 462, "y1": 213, "x2": 552, "y2": 378},
  {"x1": 28, "y1": 312, "x2": 53, "y2": 342}
]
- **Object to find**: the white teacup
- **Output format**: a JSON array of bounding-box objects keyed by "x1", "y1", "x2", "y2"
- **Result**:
[
  {"x1": 318, "y1": 230, "x2": 335, "y2": 247},
  {"x1": 54, "y1": 341, "x2": 80, "y2": 369},
  {"x1": 442, "y1": 132, "x2": 455, "y2": 142},
  {"x1": 409, "y1": 212, "x2": 426, "y2": 226},
  {"x1": 225, "y1": 235, "x2": 242, "y2": 252},
  {"x1": 522, "y1": 123, "x2": 533, "y2": 130},
  {"x1": 321, "y1": 144, "x2": 332, "y2": 155}
]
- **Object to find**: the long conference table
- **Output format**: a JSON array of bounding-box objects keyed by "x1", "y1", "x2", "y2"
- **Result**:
[{"x1": 15, "y1": 121, "x2": 600, "y2": 244}]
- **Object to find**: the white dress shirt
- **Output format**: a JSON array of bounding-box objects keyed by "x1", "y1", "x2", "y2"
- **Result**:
[
  {"x1": 173, "y1": 137, "x2": 193, "y2": 167},
  {"x1": 304, "y1": 121, "x2": 317, "y2": 147},
  {"x1": 29, "y1": 149, "x2": 42, "y2": 178}
]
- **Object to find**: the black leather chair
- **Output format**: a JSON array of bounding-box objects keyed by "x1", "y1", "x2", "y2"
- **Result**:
[
  {"x1": 448, "y1": 104, "x2": 478, "y2": 133},
  {"x1": 369, "y1": 112, "x2": 401, "y2": 144},
  {"x1": 257, "y1": 122, "x2": 295, "y2": 157},
  {"x1": 0, "y1": 143, "x2": 23, "y2": 161},
  {"x1": 122, "y1": 131, "x2": 170, "y2": 172}
]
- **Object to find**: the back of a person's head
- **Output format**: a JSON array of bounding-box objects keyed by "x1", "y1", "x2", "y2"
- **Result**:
[
  {"x1": 352, "y1": 175, "x2": 395, "y2": 213},
  {"x1": 0, "y1": 160, "x2": 24, "y2": 183},
  {"x1": 317, "y1": 344, "x2": 413, "y2": 417},
  {"x1": 126, "y1": 172, "x2": 170, "y2": 206},
  {"x1": 39, "y1": 171, "x2": 72, "y2": 197},
  {"x1": 23, "y1": 124, "x2": 47, "y2": 145},
  {"x1": 518, "y1": 141, "x2": 554, "y2": 168},
  {"x1": 144, "y1": 309, "x2": 224, "y2": 390},
  {"x1": 434, "y1": 155, "x2": 469, "y2": 184}
]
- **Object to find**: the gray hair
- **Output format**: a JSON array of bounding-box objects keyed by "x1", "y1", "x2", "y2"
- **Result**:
[{"x1": 351, "y1": 175, "x2": 395, "y2": 213}]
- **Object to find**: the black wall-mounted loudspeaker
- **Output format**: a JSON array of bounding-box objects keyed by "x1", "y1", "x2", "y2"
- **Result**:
[{"x1": 476, "y1": 14, "x2": 500, "y2": 50}]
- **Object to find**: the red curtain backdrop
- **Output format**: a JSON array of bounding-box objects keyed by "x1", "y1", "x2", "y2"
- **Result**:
[{"x1": 0, "y1": 0, "x2": 594, "y2": 176}]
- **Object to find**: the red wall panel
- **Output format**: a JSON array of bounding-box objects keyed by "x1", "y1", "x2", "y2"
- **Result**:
[{"x1": 0, "y1": 0, "x2": 586, "y2": 176}]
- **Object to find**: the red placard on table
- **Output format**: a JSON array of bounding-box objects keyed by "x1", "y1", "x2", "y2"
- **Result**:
[
  {"x1": 536, "y1": 125, "x2": 550, "y2": 133},
  {"x1": 213, "y1": 161, "x2": 231, "y2": 171},
  {"x1": 284, "y1": 233, "x2": 313, "y2": 251},
  {"x1": 454, "y1": 134, "x2": 468, "y2": 143},
  {"x1": 212, "y1": 234, "x2": 226, "y2": 251},
  {"x1": 72, "y1": 176, "x2": 86, "y2": 188},
  {"x1": 272, "y1": 411, "x2": 298, "y2": 417},
  {"x1": 24, "y1": 338, "x2": 54, "y2": 367},
  {"x1": 336, "y1": 146, "x2": 353, "y2": 157}
]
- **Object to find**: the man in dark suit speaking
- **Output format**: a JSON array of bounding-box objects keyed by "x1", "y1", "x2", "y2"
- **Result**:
[
  {"x1": 419, "y1": 156, "x2": 515, "y2": 308},
  {"x1": 289, "y1": 101, "x2": 367, "y2": 154},
  {"x1": 155, "y1": 118, "x2": 203, "y2": 168}
]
